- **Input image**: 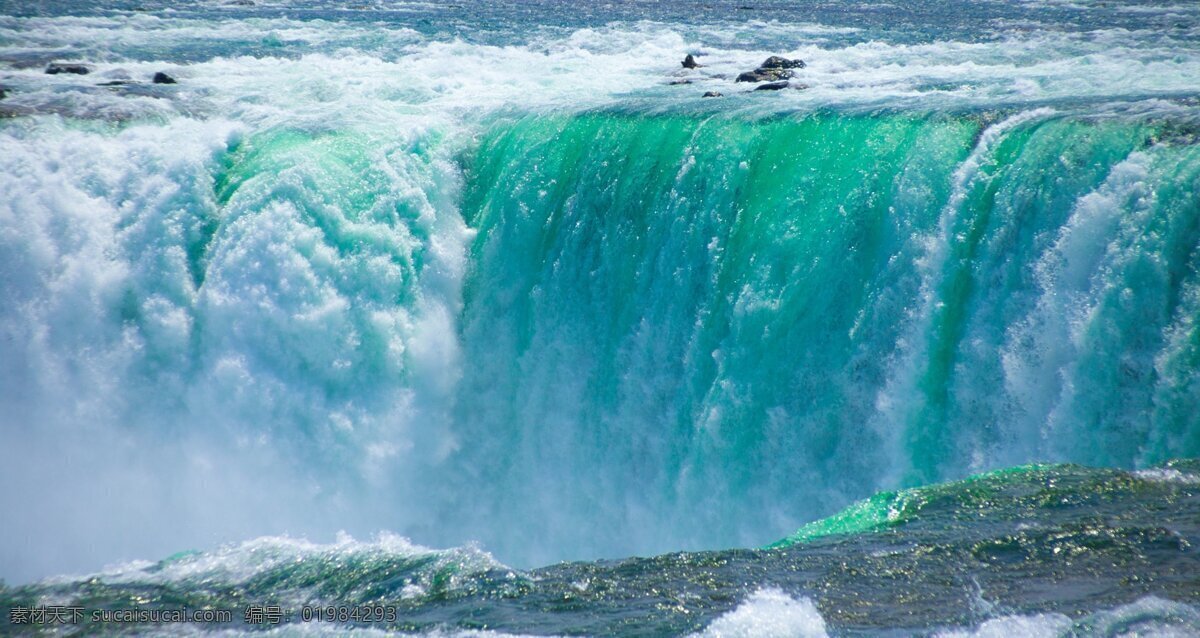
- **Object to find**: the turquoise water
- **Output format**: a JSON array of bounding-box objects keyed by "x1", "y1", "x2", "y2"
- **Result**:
[
  {"x1": 2, "y1": 0, "x2": 1200, "y2": 634},
  {"x1": 444, "y1": 110, "x2": 1200, "y2": 563}
]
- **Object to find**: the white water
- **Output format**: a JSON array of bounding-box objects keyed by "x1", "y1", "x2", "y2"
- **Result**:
[{"x1": 3, "y1": 8, "x2": 1200, "y2": 583}]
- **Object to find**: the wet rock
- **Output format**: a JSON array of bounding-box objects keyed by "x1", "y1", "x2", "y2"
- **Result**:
[
  {"x1": 682, "y1": 54, "x2": 700, "y2": 69},
  {"x1": 735, "y1": 55, "x2": 806, "y2": 83},
  {"x1": 153, "y1": 72, "x2": 177, "y2": 84},
  {"x1": 753, "y1": 81, "x2": 790, "y2": 91},
  {"x1": 702, "y1": 91, "x2": 723, "y2": 98},
  {"x1": 46, "y1": 62, "x2": 92, "y2": 75},
  {"x1": 759, "y1": 56, "x2": 805, "y2": 70},
  {"x1": 98, "y1": 80, "x2": 133, "y2": 86},
  {"x1": 736, "y1": 68, "x2": 794, "y2": 83}
]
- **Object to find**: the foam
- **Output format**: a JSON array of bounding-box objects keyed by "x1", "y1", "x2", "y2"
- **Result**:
[
  {"x1": 4, "y1": 14, "x2": 1200, "y2": 121},
  {"x1": 691, "y1": 588, "x2": 828, "y2": 638},
  {"x1": 936, "y1": 597, "x2": 1200, "y2": 638},
  {"x1": 1134, "y1": 468, "x2": 1200, "y2": 485},
  {"x1": 0, "y1": 112, "x2": 470, "y2": 582}
]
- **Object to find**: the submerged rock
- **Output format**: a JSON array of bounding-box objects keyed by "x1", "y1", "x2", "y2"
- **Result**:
[
  {"x1": 153, "y1": 72, "x2": 177, "y2": 84},
  {"x1": 46, "y1": 62, "x2": 92, "y2": 75},
  {"x1": 702, "y1": 91, "x2": 723, "y2": 98},
  {"x1": 682, "y1": 54, "x2": 699, "y2": 69},
  {"x1": 669, "y1": 79, "x2": 693, "y2": 85},
  {"x1": 753, "y1": 81, "x2": 790, "y2": 91}
]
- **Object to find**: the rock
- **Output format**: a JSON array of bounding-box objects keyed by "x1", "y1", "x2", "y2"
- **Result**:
[
  {"x1": 753, "y1": 81, "x2": 789, "y2": 91},
  {"x1": 0, "y1": 88, "x2": 6, "y2": 100},
  {"x1": 669, "y1": 79, "x2": 693, "y2": 85},
  {"x1": 97, "y1": 80, "x2": 133, "y2": 86},
  {"x1": 153, "y1": 72, "x2": 177, "y2": 84},
  {"x1": 734, "y1": 55, "x2": 805, "y2": 83},
  {"x1": 736, "y1": 68, "x2": 794, "y2": 83},
  {"x1": 759, "y1": 56, "x2": 805, "y2": 70},
  {"x1": 702, "y1": 91, "x2": 723, "y2": 98},
  {"x1": 682, "y1": 54, "x2": 699, "y2": 69},
  {"x1": 46, "y1": 62, "x2": 92, "y2": 75}
]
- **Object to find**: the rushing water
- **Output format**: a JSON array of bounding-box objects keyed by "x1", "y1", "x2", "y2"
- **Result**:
[{"x1": 1, "y1": 0, "x2": 1199, "y2": 635}]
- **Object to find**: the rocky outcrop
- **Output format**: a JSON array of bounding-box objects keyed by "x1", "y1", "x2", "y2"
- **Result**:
[
  {"x1": 736, "y1": 68, "x2": 793, "y2": 83},
  {"x1": 760, "y1": 56, "x2": 805, "y2": 70},
  {"x1": 753, "y1": 81, "x2": 790, "y2": 91},
  {"x1": 682, "y1": 54, "x2": 699, "y2": 69},
  {"x1": 153, "y1": 72, "x2": 177, "y2": 84},
  {"x1": 46, "y1": 62, "x2": 92, "y2": 75},
  {"x1": 735, "y1": 56, "x2": 806, "y2": 83},
  {"x1": 702, "y1": 91, "x2": 723, "y2": 98}
]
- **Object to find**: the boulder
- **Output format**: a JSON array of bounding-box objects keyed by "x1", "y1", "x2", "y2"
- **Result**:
[
  {"x1": 46, "y1": 62, "x2": 92, "y2": 75},
  {"x1": 736, "y1": 68, "x2": 793, "y2": 83},
  {"x1": 759, "y1": 56, "x2": 805, "y2": 69},
  {"x1": 702, "y1": 91, "x2": 723, "y2": 98},
  {"x1": 682, "y1": 54, "x2": 699, "y2": 69},
  {"x1": 753, "y1": 81, "x2": 790, "y2": 91},
  {"x1": 153, "y1": 72, "x2": 177, "y2": 84}
]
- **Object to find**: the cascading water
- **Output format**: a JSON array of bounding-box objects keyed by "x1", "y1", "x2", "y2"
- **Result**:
[
  {"x1": 438, "y1": 109, "x2": 1200, "y2": 564},
  {"x1": 2, "y1": 1, "x2": 1200, "y2": 634}
]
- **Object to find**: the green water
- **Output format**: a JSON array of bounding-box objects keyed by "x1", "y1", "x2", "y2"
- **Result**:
[{"x1": 437, "y1": 108, "x2": 1200, "y2": 565}]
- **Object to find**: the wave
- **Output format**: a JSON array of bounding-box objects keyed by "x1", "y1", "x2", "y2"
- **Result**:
[{"x1": 770, "y1": 459, "x2": 1200, "y2": 546}]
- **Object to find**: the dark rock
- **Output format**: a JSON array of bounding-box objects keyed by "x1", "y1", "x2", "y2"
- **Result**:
[
  {"x1": 682, "y1": 54, "x2": 700, "y2": 69},
  {"x1": 153, "y1": 72, "x2": 177, "y2": 84},
  {"x1": 0, "y1": 88, "x2": 6, "y2": 100},
  {"x1": 669, "y1": 79, "x2": 693, "y2": 85},
  {"x1": 736, "y1": 68, "x2": 794, "y2": 83},
  {"x1": 760, "y1": 56, "x2": 805, "y2": 70},
  {"x1": 98, "y1": 80, "x2": 133, "y2": 86},
  {"x1": 753, "y1": 81, "x2": 789, "y2": 91},
  {"x1": 46, "y1": 62, "x2": 92, "y2": 75},
  {"x1": 702, "y1": 91, "x2": 723, "y2": 98}
]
